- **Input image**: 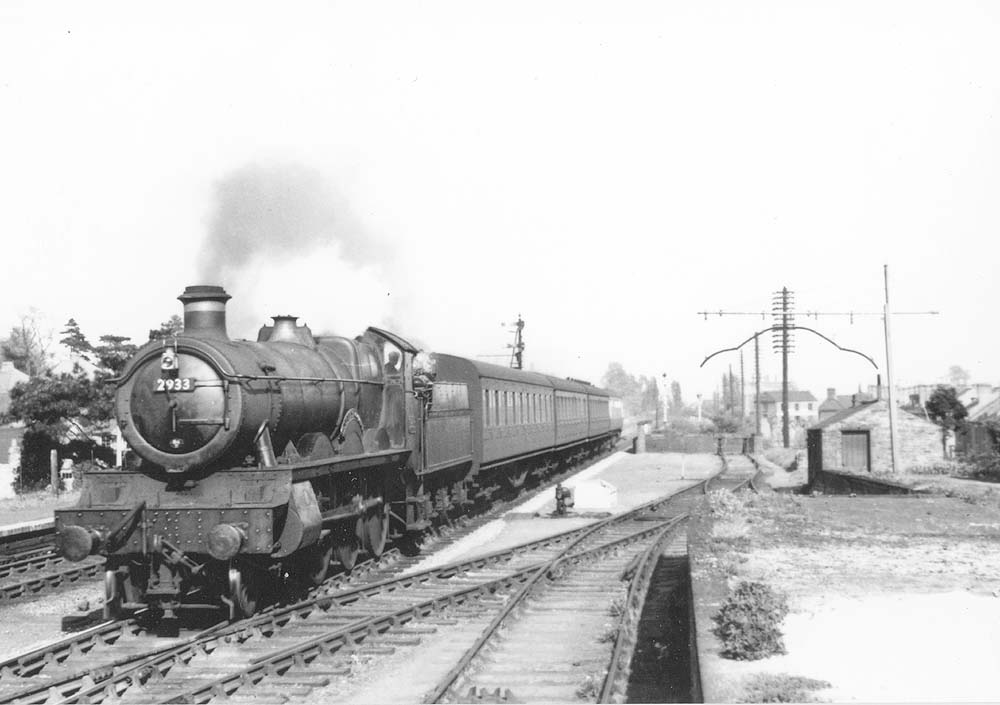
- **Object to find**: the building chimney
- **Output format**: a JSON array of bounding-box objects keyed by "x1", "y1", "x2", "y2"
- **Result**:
[
  {"x1": 178, "y1": 285, "x2": 231, "y2": 340},
  {"x1": 826, "y1": 387, "x2": 836, "y2": 400}
]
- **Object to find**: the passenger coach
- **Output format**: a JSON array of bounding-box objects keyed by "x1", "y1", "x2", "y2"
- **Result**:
[{"x1": 424, "y1": 354, "x2": 623, "y2": 501}]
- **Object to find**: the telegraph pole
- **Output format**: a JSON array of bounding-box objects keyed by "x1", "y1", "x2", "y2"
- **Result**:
[
  {"x1": 740, "y1": 349, "x2": 746, "y2": 421},
  {"x1": 509, "y1": 315, "x2": 524, "y2": 370},
  {"x1": 699, "y1": 282, "x2": 935, "y2": 450},
  {"x1": 883, "y1": 265, "x2": 899, "y2": 474},
  {"x1": 754, "y1": 335, "x2": 761, "y2": 436},
  {"x1": 772, "y1": 287, "x2": 794, "y2": 447}
]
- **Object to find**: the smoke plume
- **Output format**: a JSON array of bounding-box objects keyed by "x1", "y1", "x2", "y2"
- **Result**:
[
  {"x1": 199, "y1": 162, "x2": 378, "y2": 280},
  {"x1": 197, "y1": 162, "x2": 399, "y2": 339}
]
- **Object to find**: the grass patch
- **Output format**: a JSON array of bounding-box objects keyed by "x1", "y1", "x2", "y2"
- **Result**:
[
  {"x1": 607, "y1": 594, "x2": 626, "y2": 618},
  {"x1": 574, "y1": 671, "x2": 605, "y2": 699},
  {"x1": 741, "y1": 673, "x2": 831, "y2": 702},
  {"x1": 712, "y1": 581, "x2": 790, "y2": 660}
]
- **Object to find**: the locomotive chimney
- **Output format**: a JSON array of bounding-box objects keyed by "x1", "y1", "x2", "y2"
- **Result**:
[{"x1": 178, "y1": 285, "x2": 231, "y2": 339}]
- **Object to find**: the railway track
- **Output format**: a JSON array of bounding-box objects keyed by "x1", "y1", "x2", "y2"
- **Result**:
[
  {"x1": 0, "y1": 446, "x2": 754, "y2": 704},
  {"x1": 0, "y1": 554, "x2": 105, "y2": 603},
  {"x1": 0, "y1": 480, "x2": 706, "y2": 704},
  {"x1": 0, "y1": 457, "x2": 752, "y2": 705},
  {"x1": 0, "y1": 545, "x2": 57, "y2": 573},
  {"x1": 425, "y1": 460, "x2": 761, "y2": 704},
  {"x1": 0, "y1": 522, "x2": 108, "y2": 604}
]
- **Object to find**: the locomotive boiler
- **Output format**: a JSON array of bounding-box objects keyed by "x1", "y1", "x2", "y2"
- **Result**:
[{"x1": 56, "y1": 284, "x2": 622, "y2": 628}]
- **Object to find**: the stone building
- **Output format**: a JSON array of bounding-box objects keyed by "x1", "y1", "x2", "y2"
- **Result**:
[
  {"x1": 0, "y1": 426, "x2": 23, "y2": 499},
  {"x1": 806, "y1": 399, "x2": 943, "y2": 476},
  {"x1": 0, "y1": 361, "x2": 29, "y2": 415},
  {"x1": 758, "y1": 390, "x2": 819, "y2": 427}
]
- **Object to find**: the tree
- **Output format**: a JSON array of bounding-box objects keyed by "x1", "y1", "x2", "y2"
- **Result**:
[
  {"x1": 9, "y1": 371, "x2": 97, "y2": 435},
  {"x1": 148, "y1": 315, "x2": 183, "y2": 341},
  {"x1": 638, "y1": 376, "x2": 660, "y2": 417},
  {"x1": 670, "y1": 380, "x2": 685, "y2": 416},
  {"x1": 60, "y1": 318, "x2": 94, "y2": 364},
  {"x1": 94, "y1": 335, "x2": 138, "y2": 376},
  {"x1": 6, "y1": 324, "x2": 133, "y2": 492},
  {"x1": 709, "y1": 412, "x2": 741, "y2": 433},
  {"x1": 7, "y1": 370, "x2": 114, "y2": 489},
  {"x1": 88, "y1": 335, "x2": 138, "y2": 423},
  {"x1": 601, "y1": 362, "x2": 662, "y2": 417},
  {"x1": 925, "y1": 385, "x2": 967, "y2": 429},
  {"x1": 947, "y1": 365, "x2": 971, "y2": 388},
  {"x1": 1, "y1": 311, "x2": 53, "y2": 376}
]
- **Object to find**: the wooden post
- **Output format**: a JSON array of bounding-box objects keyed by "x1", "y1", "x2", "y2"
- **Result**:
[{"x1": 50, "y1": 449, "x2": 59, "y2": 495}]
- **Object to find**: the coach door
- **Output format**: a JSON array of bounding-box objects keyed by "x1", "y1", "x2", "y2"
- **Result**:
[
  {"x1": 422, "y1": 382, "x2": 473, "y2": 474},
  {"x1": 840, "y1": 430, "x2": 871, "y2": 472}
]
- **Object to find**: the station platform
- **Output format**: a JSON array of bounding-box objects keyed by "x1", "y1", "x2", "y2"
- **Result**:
[
  {"x1": 402, "y1": 451, "x2": 722, "y2": 575},
  {"x1": 0, "y1": 516, "x2": 54, "y2": 540}
]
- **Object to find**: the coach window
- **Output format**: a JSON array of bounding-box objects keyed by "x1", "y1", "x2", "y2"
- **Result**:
[
  {"x1": 493, "y1": 390, "x2": 500, "y2": 426},
  {"x1": 483, "y1": 389, "x2": 490, "y2": 427}
]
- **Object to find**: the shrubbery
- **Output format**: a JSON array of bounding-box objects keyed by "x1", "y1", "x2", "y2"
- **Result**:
[
  {"x1": 960, "y1": 452, "x2": 1000, "y2": 482},
  {"x1": 712, "y1": 580, "x2": 789, "y2": 660},
  {"x1": 706, "y1": 488, "x2": 750, "y2": 519}
]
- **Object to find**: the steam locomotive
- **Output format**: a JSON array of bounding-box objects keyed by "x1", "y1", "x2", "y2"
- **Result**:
[{"x1": 56, "y1": 285, "x2": 623, "y2": 626}]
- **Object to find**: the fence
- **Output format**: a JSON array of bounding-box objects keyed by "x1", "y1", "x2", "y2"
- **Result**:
[{"x1": 644, "y1": 432, "x2": 754, "y2": 455}]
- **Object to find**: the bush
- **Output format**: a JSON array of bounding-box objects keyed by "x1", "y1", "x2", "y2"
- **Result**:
[
  {"x1": 14, "y1": 428, "x2": 114, "y2": 493},
  {"x1": 706, "y1": 489, "x2": 750, "y2": 519},
  {"x1": 712, "y1": 581, "x2": 789, "y2": 660},
  {"x1": 961, "y1": 452, "x2": 1000, "y2": 482}
]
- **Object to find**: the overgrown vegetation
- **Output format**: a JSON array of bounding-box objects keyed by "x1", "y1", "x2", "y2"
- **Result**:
[
  {"x1": 741, "y1": 673, "x2": 831, "y2": 702},
  {"x1": 574, "y1": 671, "x2": 605, "y2": 699},
  {"x1": 5, "y1": 314, "x2": 180, "y2": 492},
  {"x1": 706, "y1": 488, "x2": 752, "y2": 519},
  {"x1": 960, "y1": 451, "x2": 1000, "y2": 482},
  {"x1": 712, "y1": 580, "x2": 790, "y2": 660}
]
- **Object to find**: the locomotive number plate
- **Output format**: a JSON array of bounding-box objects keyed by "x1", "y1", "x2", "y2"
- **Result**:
[{"x1": 154, "y1": 378, "x2": 197, "y2": 392}]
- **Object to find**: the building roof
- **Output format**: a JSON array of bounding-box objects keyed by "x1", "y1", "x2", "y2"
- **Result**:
[
  {"x1": 809, "y1": 399, "x2": 934, "y2": 430},
  {"x1": 810, "y1": 401, "x2": 876, "y2": 429},
  {"x1": 759, "y1": 390, "x2": 817, "y2": 403},
  {"x1": 969, "y1": 395, "x2": 1000, "y2": 422},
  {"x1": 964, "y1": 387, "x2": 1000, "y2": 421},
  {"x1": 0, "y1": 362, "x2": 28, "y2": 390},
  {"x1": 819, "y1": 392, "x2": 875, "y2": 414}
]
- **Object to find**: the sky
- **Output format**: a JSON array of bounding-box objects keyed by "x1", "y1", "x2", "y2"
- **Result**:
[{"x1": 0, "y1": 1, "x2": 997, "y2": 406}]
